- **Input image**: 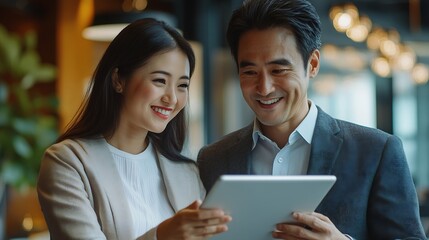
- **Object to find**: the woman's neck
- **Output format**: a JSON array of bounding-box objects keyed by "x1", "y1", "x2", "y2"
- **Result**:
[{"x1": 105, "y1": 131, "x2": 149, "y2": 154}]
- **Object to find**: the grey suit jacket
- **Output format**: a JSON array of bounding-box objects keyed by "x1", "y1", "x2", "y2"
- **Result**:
[
  {"x1": 198, "y1": 107, "x2": 426, "y2": 240},
  {"x1": 38, "y1": 138, "x2": 205, "y2": 240}
]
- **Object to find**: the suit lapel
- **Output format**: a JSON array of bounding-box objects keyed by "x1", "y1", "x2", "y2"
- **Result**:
[
  {"x1": 80, "y1": 138, "x2": 134, "y2": 240},
  {"x1": 157, "y1": 153, "x2": 202, "y2": 212},
  {"x1": 227, "y1": 124, "x2": 253, "y2": 174},
  {"x1": 307, "y1": 108, "x2": 343, "y2": 175}
]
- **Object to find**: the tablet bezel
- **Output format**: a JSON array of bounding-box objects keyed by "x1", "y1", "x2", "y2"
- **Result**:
[{"x1": 201, "y1": 175, "x2": 337, "y2": 240}]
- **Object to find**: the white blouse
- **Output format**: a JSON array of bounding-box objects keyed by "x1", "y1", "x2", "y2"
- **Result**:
[{"x1": 106, "y1": 140, "x2": 175, "y2": 239}]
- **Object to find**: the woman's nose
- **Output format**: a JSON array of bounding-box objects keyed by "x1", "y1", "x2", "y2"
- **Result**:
[{"x1": 161, "y1": 88, "x2": 178, "y2": 105}]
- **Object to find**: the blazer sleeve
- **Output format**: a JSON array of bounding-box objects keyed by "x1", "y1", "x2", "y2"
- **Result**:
[
  {"x1": 37, "y1": 144, "x2": 108, "y2": 240},
  {"x1": 367, "y1": 135, "x2": 425, "y2": 239}
]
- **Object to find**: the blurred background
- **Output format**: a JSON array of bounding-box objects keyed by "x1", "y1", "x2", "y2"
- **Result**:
[{"x1": 0, "y1": 0, "x2": 428, "y2": 239}]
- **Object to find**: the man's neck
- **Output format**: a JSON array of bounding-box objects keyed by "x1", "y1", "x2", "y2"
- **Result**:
[{"x1": 259, "y1": 101, "x2": 310, "y2": 148}]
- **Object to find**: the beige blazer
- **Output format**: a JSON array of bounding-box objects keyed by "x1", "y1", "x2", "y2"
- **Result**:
[{"x1": 37, "y1": 138, "x2": 205, "y2": 240}]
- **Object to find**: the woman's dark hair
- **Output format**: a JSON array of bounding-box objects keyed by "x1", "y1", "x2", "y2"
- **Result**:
[
  {"x1": 226, "y1": 0, "x2": 321, "y2": 72},
  {"x1": 57, "y1": 18, "x2": 195, "y2": 162}
]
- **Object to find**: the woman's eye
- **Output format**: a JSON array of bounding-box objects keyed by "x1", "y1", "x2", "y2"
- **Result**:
[
  {"x1": 178, "y1": 83, "x2": 189, "y2": 89},
  {"x1": 153, "y1": 79, "x2": 166, "y2": 84}
]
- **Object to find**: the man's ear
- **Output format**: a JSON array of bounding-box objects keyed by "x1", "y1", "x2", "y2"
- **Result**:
[
  {"x1": 308, "y1": 49, "x2": 320, "y2": 78},
  {"x1": 111, "y1": 68, "x2": 123, "y2": 93}
]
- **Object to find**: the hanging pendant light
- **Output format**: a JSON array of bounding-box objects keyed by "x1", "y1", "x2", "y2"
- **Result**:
[{"x1": 82, "y1": 0, "x2": 177, "y2": 42}]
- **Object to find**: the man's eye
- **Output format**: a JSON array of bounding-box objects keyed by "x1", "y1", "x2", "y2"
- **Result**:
[
  {"x1": 272, "y1": 69, "x2": 287, "y2": 74},
  {"x1": 242, "y1": 70, "x2": 257, "y2": 75}
]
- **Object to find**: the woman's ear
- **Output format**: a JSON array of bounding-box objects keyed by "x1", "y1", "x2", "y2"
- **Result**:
[
  {"x1": 111, "y1": 68, "x2": 123, "y2": 93},
  {"x1": 308, "y1": 49, "x2": 320, "y2": 78}
]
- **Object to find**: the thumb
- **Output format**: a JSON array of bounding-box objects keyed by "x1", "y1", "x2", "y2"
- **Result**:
[{"x1": 185, "y1": 199, "x2": 202, "y2": 210}]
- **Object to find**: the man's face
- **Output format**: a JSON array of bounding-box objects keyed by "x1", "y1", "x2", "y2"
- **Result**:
[{"x1": 237, "y1": 27, "x2": 319, "y2": 131}]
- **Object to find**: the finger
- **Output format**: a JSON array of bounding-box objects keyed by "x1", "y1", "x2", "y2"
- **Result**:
[
  {"x1": 292, "y1": 212, "x2": 330, "y2": 231},
  {"x1": 176, "y1": 209, "x2": 229, "y2": 227},
  {"x1": 274, "y1": 224, "x2": 318, "y2": 240},
  {"x1": 184, "y1": 200, "x2": 202, "y2": 210},
  {"x1": 272, "y1": 229, "x2": 306, "y2": 240},
  {"x1": 193, "y1": 224, "x2": 229, "y2": 237},
  {"x1": 193, "y1": 215, "x2": 232, "y2": 227},
  {"x1": 195, "y1": 209, "x2": 229, "y2": 220},
  {"x1": 307, "y1": 212, "x2": 332, "y2": 223}
]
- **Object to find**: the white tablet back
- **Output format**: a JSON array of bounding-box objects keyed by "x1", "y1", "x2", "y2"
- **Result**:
[{"x1": 201, "y1": 175, "x2": 336, "y2": 240}]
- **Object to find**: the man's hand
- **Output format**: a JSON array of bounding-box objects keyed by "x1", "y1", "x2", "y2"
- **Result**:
[{"x1": 272, "y1": 212, "x2": 349, "y2": 240}]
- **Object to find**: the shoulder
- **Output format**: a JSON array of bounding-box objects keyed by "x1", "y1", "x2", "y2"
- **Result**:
[
  {"x1": 43, "y1": 137, "x2": 107, "y2": 167},
  {"x1": 316, "y1": 106, "x2": 394, "y2": 143},
  {"x1": 199, "y1": 124, "x2": 253, "y2": 157},
  {"x1": 335, "y1": 118, "x2": 397, "y2": 146}
]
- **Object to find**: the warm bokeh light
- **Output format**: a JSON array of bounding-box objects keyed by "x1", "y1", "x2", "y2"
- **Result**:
[
  {"x1": 394, "y1": 45, "x2": 417, "y2": 71},
  {"x1": 372, "y1": 57, "x2": 391, "y2": 77},
  {"x1": 344, "y1": 3, "x2": 359, "y2": 20},
  {"x1": 329, "y1": 6, "x2": 342, "y2": 20},
  {"x1": 333, "y1": 12, "x2": 353, "y2": 32},
  {"x1": 134, "y1": 0, "x2": 148, "y2": 11},
  {"x1": 346, "y1": 24, "x2": 369, "y2": 42},
  {"x1": 321, "y1": 44, "x2": 339, "y2": 62},
  {"x1": 82, "y1": 24, "x2": 126, "y2": 41},
  {"x1": 380, "y1": 39, "x2": 399, "y2": 57},
  {"x1": 330, "y1": 3, "x2": 425, "y2": 85},
  {"x1": 387, "y1": 29, "x2": 401, "y2": 43},
  {"x1": 122, "y1": 0, "x2": 148, "y2": 11},
  {"x1": 22, "y1": 214, "x2": 34, "y2": 232},
  {"x1": 360, "y1": 15, "x2": 372, "y2": 31},
  {"x1": 412, "y1": 64, "x2": 429, "y2": 84},
  {"x1": 367, "y1": 28, "x2": 388, "y2": 50}
]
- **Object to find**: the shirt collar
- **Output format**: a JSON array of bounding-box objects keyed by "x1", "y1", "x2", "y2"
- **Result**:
[{"x1": 251, "y1": 100, "x2": 318, "y2": 149}]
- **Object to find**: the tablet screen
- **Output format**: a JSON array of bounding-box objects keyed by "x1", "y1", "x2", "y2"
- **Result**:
[{"x1": 201, "y1": 175, "x2": 336, "y2": 240}]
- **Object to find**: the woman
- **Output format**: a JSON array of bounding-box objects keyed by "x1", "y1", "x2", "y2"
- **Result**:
[{"x1": 37, "y1": 18, "x2": 230, "y2": 240}]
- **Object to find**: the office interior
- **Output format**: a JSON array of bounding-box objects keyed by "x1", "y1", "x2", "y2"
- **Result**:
[{"x1": 0, "y1": 0, "x2": 428, "y2": 238}]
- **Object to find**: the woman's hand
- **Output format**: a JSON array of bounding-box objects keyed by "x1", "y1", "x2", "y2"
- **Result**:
[{"x1": 157, "y1": 200, "x2": 232, "y2": 240}]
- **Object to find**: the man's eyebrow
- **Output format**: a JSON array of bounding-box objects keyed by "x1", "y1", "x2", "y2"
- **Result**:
[
  {"x1": 267, "y1": 59, "x2": 292, "y2": 66},
  {"x1": 239, "y1": 61, "x2": 255, "y2": 68},
  {"x1": 239, "y1": 59, "x2": 292, "y2": 68}
]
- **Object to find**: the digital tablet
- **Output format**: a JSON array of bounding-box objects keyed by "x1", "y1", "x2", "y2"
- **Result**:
[{"x1": 201, "y1": 175, "x2": 336, "y2": 240}]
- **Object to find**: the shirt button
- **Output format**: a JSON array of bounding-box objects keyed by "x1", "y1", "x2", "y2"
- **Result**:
[{"x1": 278, "y1": 157, "x2": 284, "y2": 163}]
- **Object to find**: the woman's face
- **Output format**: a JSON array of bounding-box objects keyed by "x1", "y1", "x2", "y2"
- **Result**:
[{"x1": 118, "y1": 48, "x2": 190, "y2": 135}]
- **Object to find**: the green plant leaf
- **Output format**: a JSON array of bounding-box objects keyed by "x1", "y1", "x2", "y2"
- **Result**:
[
  {"x1": 33, "y1": 64, "x2": 56, "y2": 82},
  {"x1": 0, "y1": 31, "x2": 21, "y2": 70},
  {"x1": 1, "y1": 160, "x2": 24, "y2": 185},
  {"x1": 35, "y1": 116, "x2": 58, "y2": 146},
  {"x1": 12, "y1": 85, "x2": 31, "y2": 114},
  {"x1": 21, "y1": 74, "x2": 36, "y2": 89},
  {"x1": 24, "y1": 30, "x2": 37, "y2": 50},
  {"x1": 0, "y1": 82, "x2": 8, "y2": 103},
  {"x1": 0, "y1": 104, "x2": 11, "y2": 126},
  {"x1": 16, "y1": 50, "x2": 40, "y2": 77},
  {"x1": 0, "y1": 25, "x2": 58, "y2": 189},
  {"x1": 12, "y1": 135, "x2": 32, "y2": 158},
  {"x1": 13, "y1": 117, "x2": 37, "y2": 135}
]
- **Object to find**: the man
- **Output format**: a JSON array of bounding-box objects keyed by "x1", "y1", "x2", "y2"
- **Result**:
[{"x1": 197, "y1": 0, "x2": 427, "y2": 239}]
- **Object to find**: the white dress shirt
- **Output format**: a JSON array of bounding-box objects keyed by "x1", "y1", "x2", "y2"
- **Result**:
[{"x1": 250, "y1": 100, "x2": 318, "y2": 175}]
